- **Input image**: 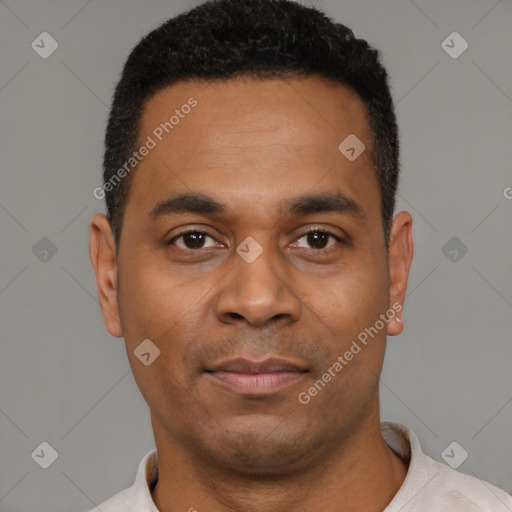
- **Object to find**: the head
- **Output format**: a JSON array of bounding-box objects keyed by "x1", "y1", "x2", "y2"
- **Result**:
[
  {"x1": 102, "y1": 0, "x2": 400, "y2": 251},
  {"x1": 90, "y1": 0, "x2": 413, "y2": 476}
]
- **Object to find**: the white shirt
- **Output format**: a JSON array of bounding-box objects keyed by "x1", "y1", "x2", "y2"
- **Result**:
[{"x1": 89, "y1": 420, "x2": 512, "y2": 511}]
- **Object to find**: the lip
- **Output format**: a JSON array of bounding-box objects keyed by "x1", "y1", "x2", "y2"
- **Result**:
[
  {"x1": 204, "y1": 357, "x2": 309, "y2": 395},
  {"x1": 207, "y1": 357, "x2": 307, "y2": 373}
]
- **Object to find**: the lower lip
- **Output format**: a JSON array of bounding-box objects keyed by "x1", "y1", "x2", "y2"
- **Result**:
[{"x1": 206, "y1": 371, "x2": 306, "y2": 395}]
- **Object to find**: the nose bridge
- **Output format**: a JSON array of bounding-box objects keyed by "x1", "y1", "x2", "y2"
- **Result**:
[{"x1": 214, "y1": 236, "x2": 301, "y2": 327}]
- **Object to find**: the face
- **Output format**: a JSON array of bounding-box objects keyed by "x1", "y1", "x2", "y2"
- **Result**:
[{"x1": 90, "y1": 76, "x2": 413, "y2": 475}]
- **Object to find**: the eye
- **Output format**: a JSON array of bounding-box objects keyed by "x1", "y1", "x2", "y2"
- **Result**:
[
  {"x1": 169, "y1": 230, "x2": 219, "y2": 250},
  {"x1": 168, "y1": 227, "x2": 345, "y2": 252},
  {"x1": 294, "y1": 228, "x2": 343, "y2": 251}
]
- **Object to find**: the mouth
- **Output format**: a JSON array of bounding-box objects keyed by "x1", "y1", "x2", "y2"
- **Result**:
[{"x1": 204, "y1": 357, "x2": 309, "y2": 396}]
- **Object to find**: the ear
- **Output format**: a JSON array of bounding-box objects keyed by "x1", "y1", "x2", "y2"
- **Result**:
[
  {"x1": 386, "y1": 211, "x2": 414, "y2": 336},
  {"x1": 89, "y1": 214, "x2": 122, "y2": 337}
]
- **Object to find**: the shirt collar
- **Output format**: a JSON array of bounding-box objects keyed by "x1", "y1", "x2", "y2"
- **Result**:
[
  {"x1": 128, "y1": 448, "x2": 160, "y2": 512},
  {"x1": 381, "y1": 419, "x2": 431, "y2": 510}
]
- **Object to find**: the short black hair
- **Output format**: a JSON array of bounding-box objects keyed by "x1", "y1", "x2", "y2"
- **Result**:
[{"x1": 103, "y1": 0, "x2": 399, "y2": 250}]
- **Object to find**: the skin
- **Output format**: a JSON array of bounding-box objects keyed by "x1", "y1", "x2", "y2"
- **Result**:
[{"x1": 90, "y1": 75, "x2": 414, "y2": 512}]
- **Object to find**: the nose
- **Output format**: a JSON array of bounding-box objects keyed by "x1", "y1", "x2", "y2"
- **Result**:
[{"x1": 214, "y1": 241, "x2": 301, "y2": 328}]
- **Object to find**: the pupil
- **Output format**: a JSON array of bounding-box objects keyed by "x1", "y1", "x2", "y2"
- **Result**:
[
  {"x1": 308, "y1": 231, "x2": 328, "y2": 249},
  {"x1": 184, "y1": 232, "x2": 205, "y2": 248}
]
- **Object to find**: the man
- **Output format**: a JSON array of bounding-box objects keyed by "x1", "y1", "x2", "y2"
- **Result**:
[{"x1": 88, "y1": 0, "x2": 512, "y2": 510}]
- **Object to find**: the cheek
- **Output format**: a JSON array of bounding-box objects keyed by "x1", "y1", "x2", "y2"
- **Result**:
[
  {"x1": 118, "y1": 260, "x2": 205, "y2": 340},
  {"x1": 119, "y1": 266, "x2": 201, "y2": 420},
  {"x1": 118, "y1": 261, "x2": 214, "y2": 385},
  {"x1": 309, "y1": 259, "x2": 388, "y2": 339}
]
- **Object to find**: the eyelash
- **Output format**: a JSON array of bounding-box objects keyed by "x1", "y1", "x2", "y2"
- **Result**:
[{"x1": 168, "y1": 226, "x2": 345, "y2": 253}]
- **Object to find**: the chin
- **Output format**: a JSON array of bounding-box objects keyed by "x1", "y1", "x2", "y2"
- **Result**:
[{"x1": 201, "y1": 417, "x2": 321, "y2": 477}]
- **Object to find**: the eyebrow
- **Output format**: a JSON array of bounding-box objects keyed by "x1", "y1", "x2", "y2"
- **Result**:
[
  {"x1": 148, "y1": 192, "x2": 365, "y2": 221},
  {"x1": 149, "y1": 193, "x2": 227, "y2": 219},
  {"x1": 284, "y1": 192, "x2": 365, "y2": 219}
]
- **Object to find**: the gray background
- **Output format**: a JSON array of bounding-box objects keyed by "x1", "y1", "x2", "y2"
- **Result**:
[{"x1": 0, "y1": 0, "x2": 511, "y2": 510}]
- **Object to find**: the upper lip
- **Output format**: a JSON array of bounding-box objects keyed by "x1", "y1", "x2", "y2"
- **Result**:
[{"x1": 206, "y1": 357, "x2": 308, "y2": 374}]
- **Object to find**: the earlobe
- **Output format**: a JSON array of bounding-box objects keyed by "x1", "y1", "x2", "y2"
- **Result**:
[
  {"x1": 89, "y1": 214, "x2": 123, "y2": 338},
  {"x1": 386, "y1": 211, "x2": 414, "y2": 337},
  {"x1": 387, "y1": 309, "x2": 403, "y2": 336}
]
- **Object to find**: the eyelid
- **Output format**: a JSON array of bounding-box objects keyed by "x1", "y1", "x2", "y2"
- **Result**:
[
  {"x1": 292, "y1": 226, "x2": 345, "y2": 251},
  {"x1": 168, "y1": 228, "x2": 222, "y2": 248},
  {"x1": 168, "y1": 225, "x2": 346, "y2": 251},
  {"x1": 297, "y1": 225, "x2": 344, "y2": 238}
]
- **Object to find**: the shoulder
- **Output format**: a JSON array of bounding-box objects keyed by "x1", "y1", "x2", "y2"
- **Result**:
[
  {"x1": 85, "y1": 449, "x2": 159, "y2": 512},
  {"x1": 418, "y1": 454, "x2": 512, "y2": 511},
  {"x1": 381, "y1": 421, "x2": 512, "y2": 512},
  {"x1": 86, "y1": 487, "x2": 132, "y2": 512}
]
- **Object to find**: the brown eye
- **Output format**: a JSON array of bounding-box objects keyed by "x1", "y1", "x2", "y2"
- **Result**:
[
  {"x1": 295, "y1": 230, "x2": 341, "y2": 250},
  {"x1": 170, "y1": 231, "x2": 217, "y2": 250},
  {"x1": 307, "y1": 231, "x2": 329, "y2": 249}
]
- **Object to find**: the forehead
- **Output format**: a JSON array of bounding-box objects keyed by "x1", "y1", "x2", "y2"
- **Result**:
[
  {"x1": 138, "y1": 75, "x2": 371, "y2": 160},
  {"x1": 124, "y1": 76, "x2": 379, "y2": 226}
]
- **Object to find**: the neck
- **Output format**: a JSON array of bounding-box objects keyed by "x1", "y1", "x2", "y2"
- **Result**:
[{"x1": 151, "y1": 404, "x2": 408, "y2": 512}]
